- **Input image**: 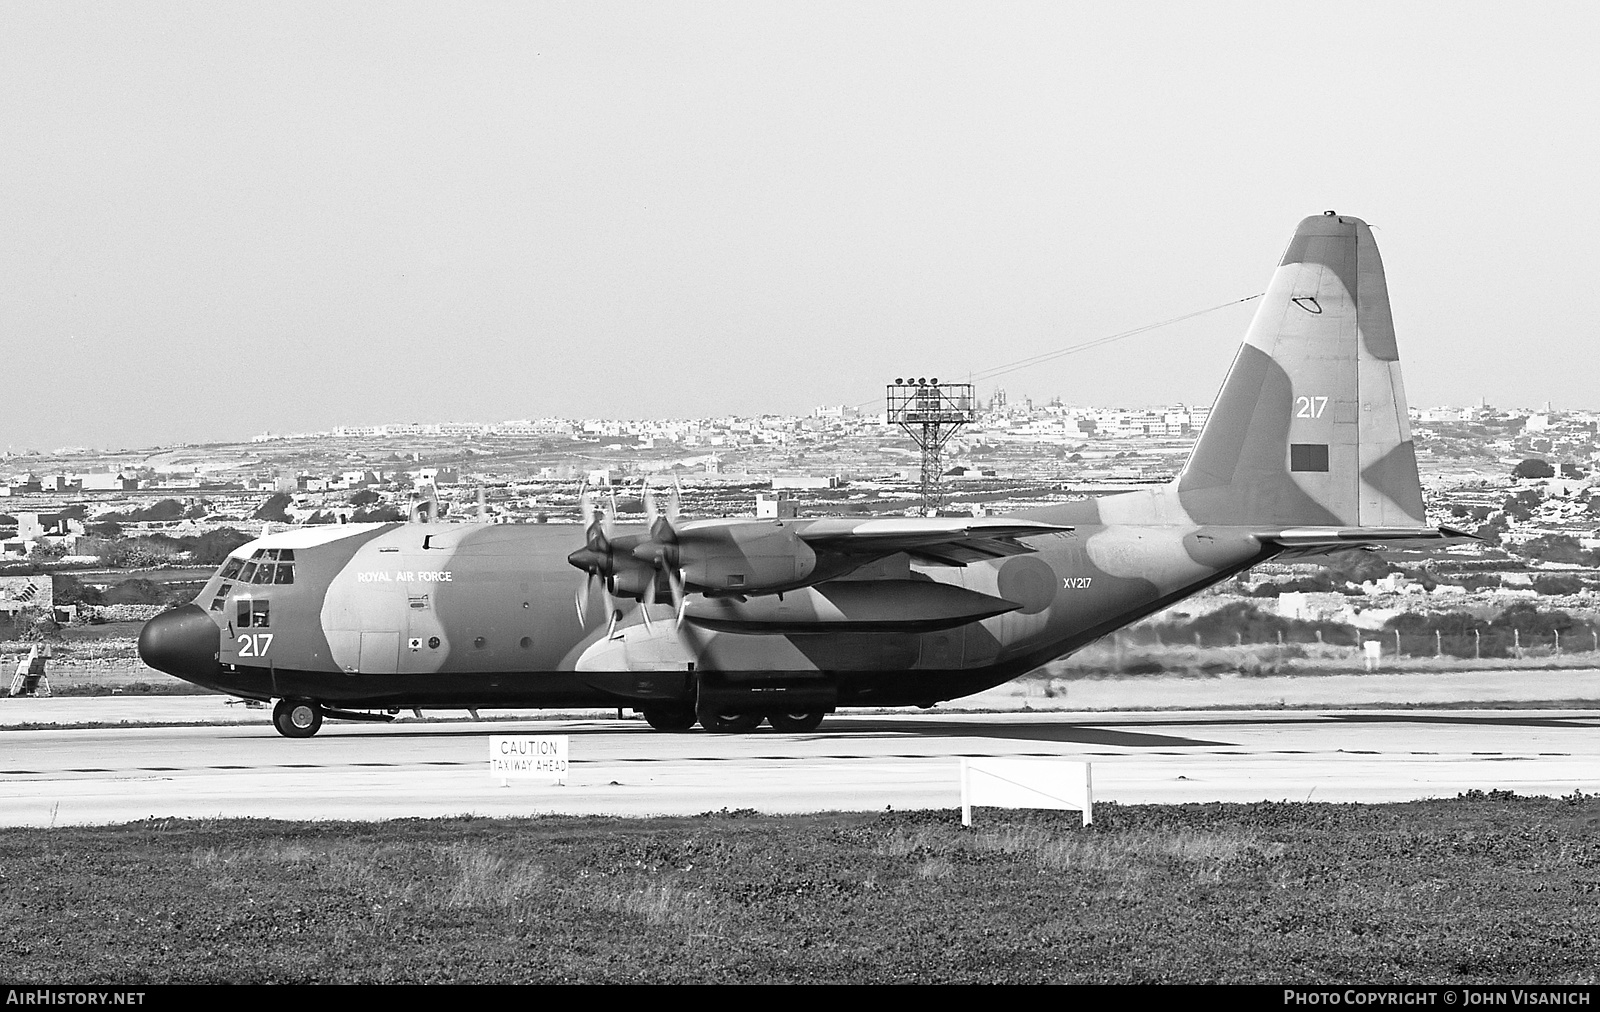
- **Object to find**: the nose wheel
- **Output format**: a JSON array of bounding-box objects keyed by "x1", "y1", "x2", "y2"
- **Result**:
[{"x1": 273, "y1": 698, "x2": 323, "y2": 738}]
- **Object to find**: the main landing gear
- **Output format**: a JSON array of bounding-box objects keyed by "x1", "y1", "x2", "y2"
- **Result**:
[
  {"x1": 636, "y1": 704, "x2": 828, "y2": 734},
  {"x1": 767, "y1": 711, "x2": 826, "y2": 733},
  {"x1": 273, "y1": 698, "x2": 323, "y2": 738}
]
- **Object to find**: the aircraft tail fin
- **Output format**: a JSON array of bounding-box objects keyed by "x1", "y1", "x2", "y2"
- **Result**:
[{"x1": 1176, "y1": 212, "x2": 1427, "y2": 530}]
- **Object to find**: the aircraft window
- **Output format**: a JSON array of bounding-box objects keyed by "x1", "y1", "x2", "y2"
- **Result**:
[
  {"x1": 278, "y1": 549, "x2": 295, "y2": 561},
  {"x1": 251, "y1": 600, "x2": 270, "y2": 627},
  {"x1": 219, "y1": 559, "x2": 244, "y2": 581},
  {"x1": 210, "y1": 598, "x2": 225, "y2": 612},
  {"x1": 238, "y1": 562, "x2": 258, "y2": 583},
  {"x1": 237, "y1": 600, "x2": 252, "y2": 628},
  {"x1": 217, "y1": 583, "x2": 233, "y2": 597},
  {"x1": 251, "y1": 565, "x2": 275, "y2": 585},
  {"x1": 275, "y1": 564, "x2": 295, "y2": 585}
]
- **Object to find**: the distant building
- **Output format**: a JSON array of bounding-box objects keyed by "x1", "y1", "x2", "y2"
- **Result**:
[
  {"x1": 771, "y1": 474, "x2": 839, "y2": 490},
  {"x1": 76, "y1": 471, "x2": 140, "y2": 491},
  {"x1": 755, "y1": 493, "x2": 798, "y2": 520},
  {"x1": 0, "y1": 576, "x2": 52, "y2": 615}
]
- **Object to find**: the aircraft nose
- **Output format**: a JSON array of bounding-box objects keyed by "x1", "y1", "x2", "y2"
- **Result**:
[{"x1": 138, "y1": 604, "x2": 221, "y2": 681}]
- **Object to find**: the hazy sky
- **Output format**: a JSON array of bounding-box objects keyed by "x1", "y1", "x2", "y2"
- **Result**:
[{"x1": 3, "y1": 2, "x2": 1597, "y2": 451}]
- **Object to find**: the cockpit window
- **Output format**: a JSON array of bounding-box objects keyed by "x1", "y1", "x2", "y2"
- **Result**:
[
  {"x1": 239, "y1": 549, "x2": 296, "y2": 584},
  {"x1": 219, "y1": 558, "x2": 244, "y2": 581},
  {"x1": 236, "y1": 598, "x2": 270, "y2": 628}
]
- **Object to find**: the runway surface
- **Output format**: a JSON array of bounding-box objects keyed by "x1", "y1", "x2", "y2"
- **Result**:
[{"x1": 2, "y1": 704, "x2": 1597, "y2": 826}]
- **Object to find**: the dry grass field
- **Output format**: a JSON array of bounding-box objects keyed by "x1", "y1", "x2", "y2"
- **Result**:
[{"x1": 3, "y1": 795, "x2": 1597, "y2": 983}]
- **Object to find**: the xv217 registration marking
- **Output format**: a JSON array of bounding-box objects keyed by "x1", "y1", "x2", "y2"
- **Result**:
[{"x1": 1062, "y1": 577, "x2": 1093, "y2": 589}]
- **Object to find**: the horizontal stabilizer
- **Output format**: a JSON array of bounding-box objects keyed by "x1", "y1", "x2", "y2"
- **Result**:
[{"x1": 1258, "y1": 524, "x2": 1480, "y2": 553}]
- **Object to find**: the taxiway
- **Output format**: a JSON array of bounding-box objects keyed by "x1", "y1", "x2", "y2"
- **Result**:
[{"x1": 2, "y1": 702, "x2": 1596, "y2": 827}]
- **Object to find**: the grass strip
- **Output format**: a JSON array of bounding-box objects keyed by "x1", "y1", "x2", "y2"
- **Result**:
[{"x1": 2, "y1": 794, "x2": 1597, "y2": 984}]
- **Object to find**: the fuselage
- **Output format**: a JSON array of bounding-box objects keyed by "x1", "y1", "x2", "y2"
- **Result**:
[{"x1": 137, "y1": 487, "x2": 1276, "y2": 712}]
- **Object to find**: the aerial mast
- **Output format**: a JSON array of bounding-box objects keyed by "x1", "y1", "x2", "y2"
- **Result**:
[{"x1": 886, "y1": 378, "x2": 975, "y2": 515}]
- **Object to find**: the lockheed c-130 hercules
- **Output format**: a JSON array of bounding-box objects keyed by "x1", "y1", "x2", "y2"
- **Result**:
[{"x1": 139, "y1": 212, "x2": 1469, "y2": 738}]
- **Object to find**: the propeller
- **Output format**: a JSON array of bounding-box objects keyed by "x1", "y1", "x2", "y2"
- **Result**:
[
  {"x1": 568, "y1": 478, "x2": 699, "y2": 634},
  {"x1": 568, "y1": 487, "x2": 616, "y2": 623}
]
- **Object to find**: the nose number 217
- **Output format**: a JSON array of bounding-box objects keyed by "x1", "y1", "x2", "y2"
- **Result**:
[{"x1": 237, "y1": 633, "x2": 274, "y2": 657}]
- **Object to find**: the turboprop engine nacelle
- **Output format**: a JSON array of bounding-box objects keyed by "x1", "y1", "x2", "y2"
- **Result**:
[{"x1": 670, "y1": 521, "x2": 818, "y2": 595}]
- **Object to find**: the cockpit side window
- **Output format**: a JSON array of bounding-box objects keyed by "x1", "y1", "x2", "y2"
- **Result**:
[
  {"x1": 236, "y1": 598, "x2": 270, "y2": 628},
  {"x1": 219, "y1": 558, "x2": 244, "y2": 581}
]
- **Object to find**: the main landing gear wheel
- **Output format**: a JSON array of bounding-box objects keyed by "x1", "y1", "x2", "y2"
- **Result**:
[
  {"x1": 768, "y1": 711, "x2": 826, "y2": 733},
  {"x1": 273, "y1": 698, "x2": 323, "y2": 739},
  {"x1": 640, "y1": 704, "x2": 697, "y2": 732},
  {"x1": 697, "y1": 709, "x2": 763, "y2": 733}
]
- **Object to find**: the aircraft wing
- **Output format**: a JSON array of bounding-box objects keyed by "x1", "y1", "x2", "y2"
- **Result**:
[{"x1": 797, "y1": 517, "x2": 1072, "y2": 566}]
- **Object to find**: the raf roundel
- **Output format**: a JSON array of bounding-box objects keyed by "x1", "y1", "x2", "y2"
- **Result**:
[{"x1": 996, "y1": 556, "x2": 1059, "y2": 615}]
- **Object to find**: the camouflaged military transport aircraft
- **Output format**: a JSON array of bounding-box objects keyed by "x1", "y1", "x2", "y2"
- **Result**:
[{"x1": 139, "y1": 212, "x2": 1467, "y2": 737}]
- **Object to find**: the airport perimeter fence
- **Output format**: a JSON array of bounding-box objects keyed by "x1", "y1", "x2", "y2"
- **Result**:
[{"x1": 1123, "y1": 621, "x2": 1600, "y2": 660}]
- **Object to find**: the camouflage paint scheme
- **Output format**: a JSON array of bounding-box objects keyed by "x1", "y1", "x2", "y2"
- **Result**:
[{"x1": 138, "y1": 213, "x2": 1463, "y2": 734}]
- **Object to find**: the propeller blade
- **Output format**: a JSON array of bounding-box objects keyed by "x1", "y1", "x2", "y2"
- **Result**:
[
  {"x1": 644, "y1": 483, "x2": 659, "y2": 526},
  {"x1": 579, "y1": 488, "x2": 595, "y2": 530},
  {"x1": 575, "y1": 572, "x2": 598, "y2": 625},
  {"x1": 669, "y1": 477, "x2": 683, "y2": 520},
  {"x1": 667, "y1": 567, "x2": 686, "y2": 630}
]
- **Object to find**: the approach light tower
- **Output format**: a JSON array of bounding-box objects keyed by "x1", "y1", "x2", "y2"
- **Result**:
[{"x1": 887, "y1": 377, "x2": 975, "y2": 515}]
